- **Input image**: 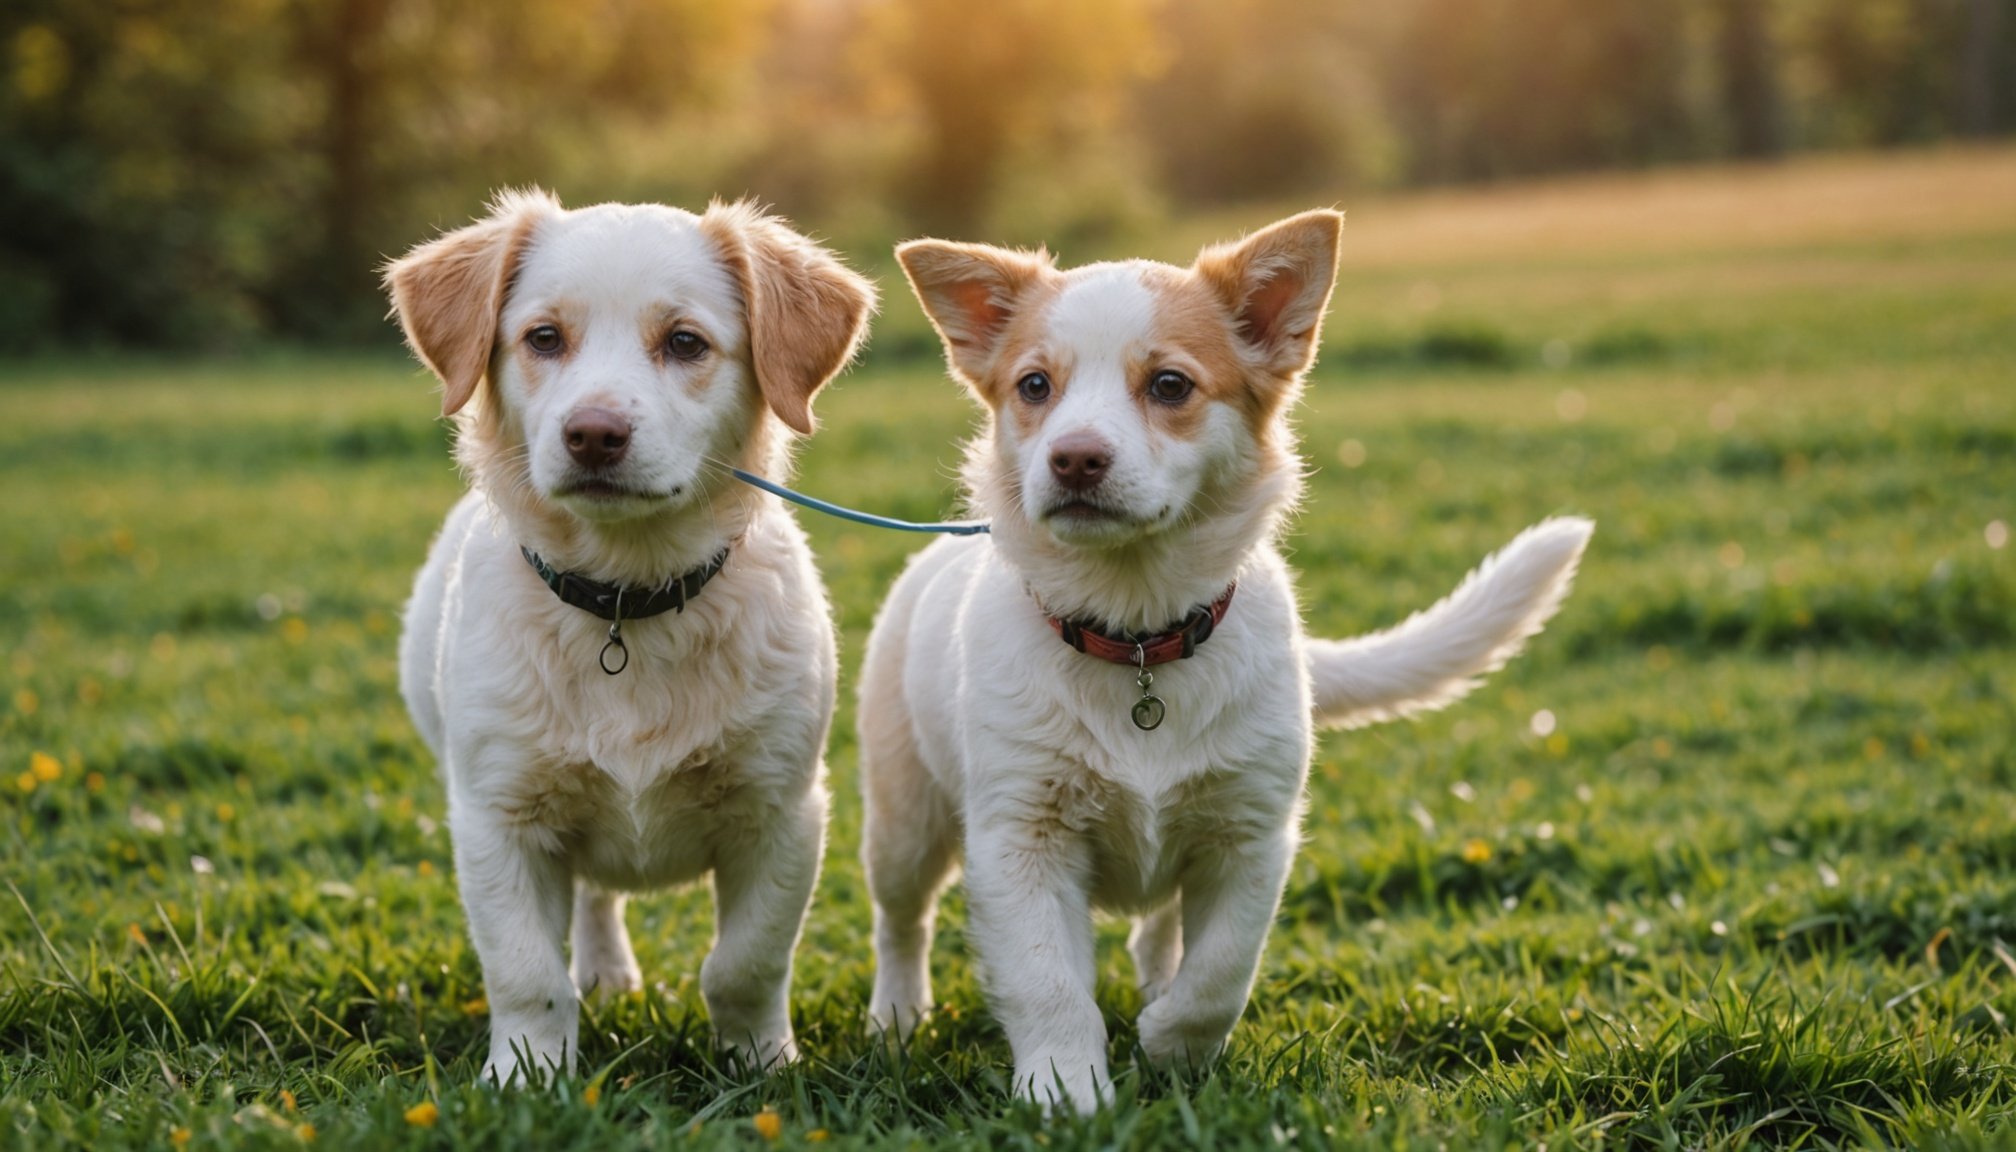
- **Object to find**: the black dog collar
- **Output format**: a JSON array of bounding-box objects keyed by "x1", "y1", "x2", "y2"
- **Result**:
[{"x1": 520, "y1": 544, "x2": 731, "y2": 675}]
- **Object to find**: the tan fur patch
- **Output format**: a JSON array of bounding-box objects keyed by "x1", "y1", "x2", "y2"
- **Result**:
[
  {"x1": 701, "y1": 201, "x2": 877, "y2": 436},
  {"x1": 1133, "y1": 266, "x2": 1270, "y2": 442},
  {"x1": 496, "y1": 298, "x2": 588, "y2": 402},
  {"x1": 384, "y1": 190, "x2": 557, "y2": 416},
  {"x1": 1192, "y1": 209, "x2": 1343, "y2": 381},
  {"x1": 980, "y1": 294, "x2": 1076, "y2": 441},
  {"x1": 896, "y1": 240, "x2": 1057, "y2": 394}
]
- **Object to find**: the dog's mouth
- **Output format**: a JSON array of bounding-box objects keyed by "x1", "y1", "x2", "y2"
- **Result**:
[
  {"x1": 554, "y1": 477, "x2": 683, "y2": 507},
  {"x1": 1043, "y1": 497, "x2": 1125, "y2": 522},
  {"x1": 563, "y1": 479, "x2": 649, "y2": 498}
]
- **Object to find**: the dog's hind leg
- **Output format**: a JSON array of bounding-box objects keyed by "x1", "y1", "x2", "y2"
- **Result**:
[
  {"x1": 860, "y1": 652, "x2": 959, "y2": 1038},
  {"x1": 569, "y1": 880, "x2": 643, "y2": 1000},
  {"x1": 1128, "y1": 897, "x2": 1182, "y2": 1006}
]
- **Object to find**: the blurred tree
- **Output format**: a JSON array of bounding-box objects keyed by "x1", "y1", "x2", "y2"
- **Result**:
[
  {"x1": 1713, "y1": 0, "x2": 1783, "y2": 157},
  {"x1": 1, "y1": 0, "x2": 318, "y2": 348},
  {"x1": 1137, "y1": 0, "x2": 1392, "y2": 201},
  {"x1": 1959, "y1": 0, "x2": 2003, "y2": 136},
  {"x1": 1384, "y1": 0, "x2": 1696, "y2": 183},
  {"x1": 0, "y1": 0, "x2": 769, "y2": 350},
  {"x1": 1788, "y1": 0, "x2": 1966, "y2": 146},
  {"x1": 297, "y1": 0, "x2": 389, "y2": 333},
  {"x1": 3, "y1": 0, "x2": 2012, "y2": 352},
  {"x1": 860, "y1": 0, "x2": 1165, "y2": 233}
]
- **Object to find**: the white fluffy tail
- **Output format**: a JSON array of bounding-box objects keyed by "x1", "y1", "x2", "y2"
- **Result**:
[{"x1": 1308, "y1": 517, "x2": 1594, "y2": 730}]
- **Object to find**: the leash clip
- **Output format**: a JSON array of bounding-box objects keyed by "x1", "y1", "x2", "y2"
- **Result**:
[{"x1": 1130, "y1": 642, "x2": 1164, "y2": 731}]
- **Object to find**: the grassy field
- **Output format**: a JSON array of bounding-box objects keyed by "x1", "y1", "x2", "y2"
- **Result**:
[{"x1": 3, "y1": 147, "x2": 2014, "y2": 1150}]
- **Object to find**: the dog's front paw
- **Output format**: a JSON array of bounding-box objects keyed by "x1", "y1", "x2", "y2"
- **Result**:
[
  {"x1": 867, "y1": 988, "x2": 932, "y2": 1041},
  {"x1": 722, "y1": 1029, "x2": 799, "y2": 1074},
  {"x1": 479, "y1": 990, "x2": 579, "y2": 1087},
  {"x1": 1016, "y1": 1059, "x2": 1109, "y2": 1114},
  {"x1": 481, "y1": 1030, "x2": 572, "y2": 1087},
  {"x1": 1136, "y1": 996, "x2": 1237, "y2": 1069},
  {"x1": 570, "y1": 955, "x2": 643, "y2": 1002}
]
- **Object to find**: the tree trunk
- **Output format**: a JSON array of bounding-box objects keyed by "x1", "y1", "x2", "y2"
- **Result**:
[
  {"x1": 322, "y1": 0, "x2": 390, "y2": 318},
  {"x1": 1960, "y1": 0, "x2": 2002, "y2": 136},
  {"x1": 1715, "y1": 0, "x2": 1782, "y2": 158}
]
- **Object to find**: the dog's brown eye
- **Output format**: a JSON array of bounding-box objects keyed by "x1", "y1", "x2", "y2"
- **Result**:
[
  {"x1": 667, "y1": 330, "x2": 708, "y2": 361},
  {"x1": 1017, "y1": 372, "x2": 1051, "y2": 404},
  {"x1": 526, "y1": 325, "x2": 563, "y2": 354},
  {"x1": 1147, "y1": 370, "x2": 1193, "y2": 404}
]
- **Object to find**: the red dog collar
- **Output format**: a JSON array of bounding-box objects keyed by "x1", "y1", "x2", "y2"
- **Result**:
[{"x1": 1046, "y1": 584, "x2": 1237, "y2": 667}]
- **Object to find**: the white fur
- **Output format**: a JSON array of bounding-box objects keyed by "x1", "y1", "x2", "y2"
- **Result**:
[
  {"x1": 863, "y1": 219, "x2": 1592, "y2": 1111},
  {"x1": 395, "y1": 200, "x2": 857, "y2": 1084},
  {"x1": 1306, "y1": 516, "x2": 1595, "y2": 729}
]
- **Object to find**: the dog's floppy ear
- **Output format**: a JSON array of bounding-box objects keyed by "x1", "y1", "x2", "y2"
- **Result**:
[
  {"x1": 1194, "y1": 209, "x2": 1343, "y2": 379},
  {"x1": 384, "y1": 190, "x2": 556, "y2": 416},
  {"x1": 702, "y1": 201, "x2": 877, "y2": 437},
  {"x1": 896, "y1": 240, "x2": 1054, "y2": 387}
]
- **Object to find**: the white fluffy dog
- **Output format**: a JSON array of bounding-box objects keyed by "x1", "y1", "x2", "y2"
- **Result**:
[
  {"x1": 858, "y1": 210, "x2": 1592, "y2": 1110},
  {"x1": 385, "y1": 192, "x2": 874, "y2": 1083}
]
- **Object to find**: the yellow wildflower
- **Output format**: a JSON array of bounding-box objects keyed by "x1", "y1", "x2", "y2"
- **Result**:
[
  {"x1": 170, "y1": 1128, "x2": 192, "y2": 1146},
  {"x1": 1460, "y1": 839, "x2": 1492, "y2": 864},
  {"x1": 404, "y1": 1100, "x2": 439, "y2": 1127},
  {"x1": 753, "y1": 1109, "x2": 783, "y2": 1140},
  {"x1": 30, "y1": 752, "x2": 60, "y2": 782}
]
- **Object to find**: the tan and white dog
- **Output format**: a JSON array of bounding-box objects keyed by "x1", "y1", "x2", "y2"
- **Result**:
[
  {"x1": 385, "y1": 192, "x2": 874, "y2": 1083},
  {"x1": 859, "y1": 210, "x2": 1592, "y2": 1109}
]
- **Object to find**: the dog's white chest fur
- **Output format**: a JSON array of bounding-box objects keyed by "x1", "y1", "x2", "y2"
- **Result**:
[
  {"x1": 1037, "y1": 761, "x2": 1283, "y2": 910},
  {"x1": 890, "y1": 537, "x2": 1313, "y2": 910},
  {"x1": 405, "y1": 494, "x2": 836, "y2": 891},
  {"x1": 490, "y1": 745, "x2": 751, "y2": 887}
]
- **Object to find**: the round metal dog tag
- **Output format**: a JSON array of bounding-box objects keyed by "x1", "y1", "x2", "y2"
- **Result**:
[{"x1": 1131, "y1": 693, "x2": 1165, "y2": 731}]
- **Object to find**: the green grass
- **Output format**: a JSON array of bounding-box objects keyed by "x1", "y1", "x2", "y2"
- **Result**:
[{"x1": 4, "y1": 150, "x2": 2015, "y2": 1149}]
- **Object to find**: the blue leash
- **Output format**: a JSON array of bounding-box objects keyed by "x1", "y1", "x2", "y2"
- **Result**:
[{"x1": 731, "y1": 469, "x2": 991, "y2": 536}]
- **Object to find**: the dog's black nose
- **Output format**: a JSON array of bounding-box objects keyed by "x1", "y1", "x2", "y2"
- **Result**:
[
  {"x1": 1048, "y1": 432, "x2": 1112, "y2": 492},
  {"x1": 564, "y1": 407, "x2": 631, "y2": 469}
]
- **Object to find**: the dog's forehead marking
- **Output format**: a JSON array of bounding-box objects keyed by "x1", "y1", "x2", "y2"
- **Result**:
[
  {"x1": 1045, "y1": 263, "x2": 1162, "y2": 367},
  {"x1": 512, "y1": 205, "x2": 741, "y2": 334}
]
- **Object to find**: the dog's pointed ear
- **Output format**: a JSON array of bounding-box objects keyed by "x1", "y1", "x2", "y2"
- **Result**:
[
  {"x1": 383, "y1": 190, "x2": 557, "y2": 416},
  {"x1": 896, "y1": 240, "x2": 1054, "y2": 386},
  {"x1": 1194, "y1": 209, "x2": 1343, "y2": 378},
  {"x1": 701, "y1": 202, "x2": 877, "y2": 437}
]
